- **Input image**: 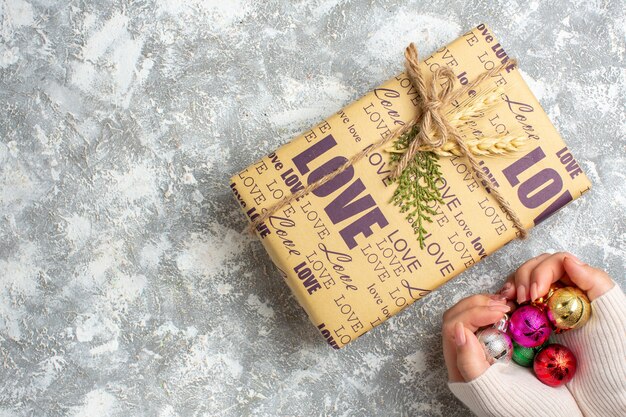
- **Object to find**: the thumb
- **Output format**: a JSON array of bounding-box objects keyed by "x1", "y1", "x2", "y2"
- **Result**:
[
  {"x1": 563, "y1": 256, "x2": 614, "y2": 301},
  {"x1": 455, "y1": 322, "x2": 490, "y2": 382}
]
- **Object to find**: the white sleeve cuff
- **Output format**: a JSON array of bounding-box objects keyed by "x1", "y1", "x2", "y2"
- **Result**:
[{"x1": 448, "y1": 363, "x2": 582, "y2": 417}]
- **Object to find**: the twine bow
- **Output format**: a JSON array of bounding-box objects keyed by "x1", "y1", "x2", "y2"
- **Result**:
[
  {"x1": 249, "y1": 43, "x2": 527, "y2": 240},
  {"x1": 390, "y1": 44, "x2": 460, "y2": 179}
]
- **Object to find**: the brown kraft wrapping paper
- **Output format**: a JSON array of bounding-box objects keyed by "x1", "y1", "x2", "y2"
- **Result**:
[{"x1": 229, "y1": 24, "x2": 592, "y2": 349}]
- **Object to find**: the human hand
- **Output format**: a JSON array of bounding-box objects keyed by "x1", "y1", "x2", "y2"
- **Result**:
[
  {"x1": 442, "y1": 294, "x2": 511, "y2": 382},
  {"x1": 499, "y1": 252, "x2": 615, "y2": 304}
]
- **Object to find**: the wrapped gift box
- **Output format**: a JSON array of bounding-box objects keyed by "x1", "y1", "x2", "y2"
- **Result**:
[{"x1": 229, "y1": 24, "x2": 591, "y2": 349}]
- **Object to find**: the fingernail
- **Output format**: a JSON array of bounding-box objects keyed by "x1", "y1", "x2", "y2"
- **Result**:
[
  {"x1": 488, "y1": 294, "x2": 507, "y2": 302},
  {"x1": 454, "y1": 322, "x2": 466, "y2": 346},
  {"x1": 499, "y1": 282, "x2": 512, "y2": 294},
  {"x1": 487, "y1": 298, "x2": 506, "y2": 306},
  {"x1": 530, "y1": 282, "x2": 538, "y2": 302},
  {"x1": 488, "y1": 304, "x2": 511, "y2": 312},
  {"x1": 567, "y1": 255, "x2": 585, "y2": 266},
  {"x1": 517, "y1": 284, "x2": 526, "y2": 304}
]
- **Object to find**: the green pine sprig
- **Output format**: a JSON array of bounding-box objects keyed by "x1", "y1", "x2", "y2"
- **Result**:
[{"x1": 389, "y1": 126, "x2": 444, "y2": 249}]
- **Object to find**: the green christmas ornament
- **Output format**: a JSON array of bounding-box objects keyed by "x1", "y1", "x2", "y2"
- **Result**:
[{"x1": 512, "y1": 341, "x2": 546, "y2": 367}]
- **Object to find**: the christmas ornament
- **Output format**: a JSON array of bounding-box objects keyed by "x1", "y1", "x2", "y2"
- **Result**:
[
  {"x1": 476, "y1": 316, "x2": 513, "y2": 364},
  {"x1": 508, "y1": 305, "x2": 551, "y2": 348},
  {"x1": 546, "y1": 287, "x2": 591, "y2": 331},
  {"x1": 533, "y1": 343, "x2": 577, "y2": 387},
  {"x1": 512, "y1": 340, "x2": 547, "y2": 368}
]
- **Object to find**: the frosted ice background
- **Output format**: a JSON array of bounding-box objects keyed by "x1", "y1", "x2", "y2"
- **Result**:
[{"x1": 0, "y1": 0, "x2": 624, "y2": 416}]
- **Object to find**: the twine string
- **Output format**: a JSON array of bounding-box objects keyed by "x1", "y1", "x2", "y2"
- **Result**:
[{"x1": 248, "y1": 42, "x2": 527, "y2": 239}]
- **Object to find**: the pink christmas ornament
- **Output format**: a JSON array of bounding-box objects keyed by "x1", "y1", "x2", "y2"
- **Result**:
[{"x1": 508, "y1": 305, "x2": 552, "y2": 348}]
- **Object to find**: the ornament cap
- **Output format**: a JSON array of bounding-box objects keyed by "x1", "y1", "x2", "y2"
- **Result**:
[
  {"x1": 494, "y1": 314, "x2": 509, "y2": 332},
  {"x1": 532, "y1": 282, "x2": 565, "y2": 307}
]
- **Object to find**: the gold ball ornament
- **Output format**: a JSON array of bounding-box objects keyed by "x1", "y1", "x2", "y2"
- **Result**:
[{"x1": 546, "y1": 287, "x2": 591, "y2": 331}]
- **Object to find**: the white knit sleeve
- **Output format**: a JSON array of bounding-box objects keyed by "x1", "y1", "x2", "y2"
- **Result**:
[
  {"x1": 556, "y1": 284, "x2": 626, "y2": 417},
  {"x1": 448, "y1": 362, "x2": 583, "y2": 417}
]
